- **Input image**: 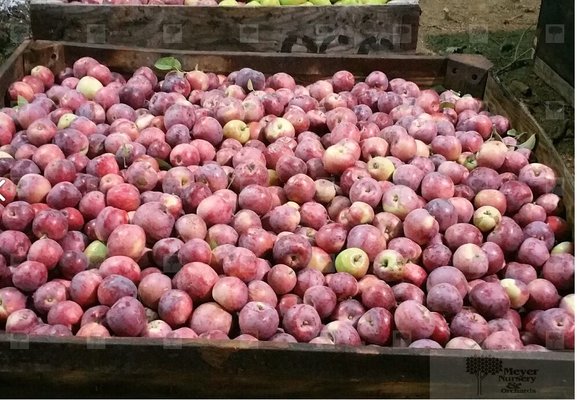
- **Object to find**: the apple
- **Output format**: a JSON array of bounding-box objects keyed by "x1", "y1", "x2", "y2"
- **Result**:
[
  {"x1": 222, "y1": 120, "x2": 250, "y2": 144},
  {"x1": 322, "y1": 139, "x2": 361, "y2": 175},
  {"x1": 473, "y1": 205, "x2": 501, "y2": 232},
  {"x1": 334, "y1": 248, "x2": 370, "y2": 279},
  {"x1": 264, "y1": 117, "x2": 295, "y2": 143}
]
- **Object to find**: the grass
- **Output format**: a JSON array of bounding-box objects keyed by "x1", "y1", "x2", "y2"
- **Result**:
[{"x1": 425, "y1": 28, "x2": 536, "y2": 71}]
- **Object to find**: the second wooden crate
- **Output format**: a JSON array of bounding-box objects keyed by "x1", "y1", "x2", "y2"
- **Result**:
[{"x1": 30, "y1": 0, "x2": 421, "y2": 54}]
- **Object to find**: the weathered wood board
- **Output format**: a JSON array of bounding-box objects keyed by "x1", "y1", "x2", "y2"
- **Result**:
[
  {"x1": 0, "y1": 334, "x2": 573, "y2": 398},
  {"x1": 533, "y1": 0, "x2": 574, "y2": 105},
  {"x1": 30, "y1": 0, "x2": 421, "y2": 54},
  {"x1": 485, "y1": 74, "x2": 575, "y2": 230}
]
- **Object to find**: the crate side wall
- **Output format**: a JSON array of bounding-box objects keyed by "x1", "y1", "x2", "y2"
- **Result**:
[{"x1": 29, "y1": 3, "x2": 421, "y2": 54}]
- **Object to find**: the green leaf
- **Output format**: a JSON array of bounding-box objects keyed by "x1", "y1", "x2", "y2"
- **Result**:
[
  {"x1": 154, "y1": 56, "x2": 182, "y2": 72},
  {"x1": 506, "y1": 128, "x2": 518, "y2": 137},
  {"x1": 247, "y1": 79, "x2": 254, "y2": 92},
  {"x1": 17, "y1": 95, "x2": 28, "y2": 107},
  {"x1": 517, "y1": 133, "x2": 536, "y2": 150},
  {"x1": 430, "y1": 84, "x2": 447, "y2": 94},
  {"x1": 445, "y1": 46, "x2": 465, "y2": 54},
  {"x1": 490, "y1": 128, "x2": 503, "y2": 141},
  {"x1": 439, "y1": 101, "x2": 455, "y2": 109},
  {"x1": 156, "y1": 158, "x2": 173, "y2": 171}
]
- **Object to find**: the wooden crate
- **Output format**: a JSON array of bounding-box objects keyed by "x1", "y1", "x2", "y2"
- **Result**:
[
  {"x1": 0, "y1": 40, "x2": 574, "y2": 398},
  {"x1": 29, "y1": 0, "x2": 421, "y2": 54},
  {"x1": 533, "y1": 0, "x2": 574, "y2": 106}
]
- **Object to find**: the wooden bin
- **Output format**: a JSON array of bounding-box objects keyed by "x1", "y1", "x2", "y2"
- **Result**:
[
  {"x1": 29, "y1": 0, "x2": 421, "y2": 54},
  {"x1": 0, "y1": 40, "x2": 574, "y2": 398},
  {"x1": 533, "y1": 0, "x2": 574, "y2": 106}
]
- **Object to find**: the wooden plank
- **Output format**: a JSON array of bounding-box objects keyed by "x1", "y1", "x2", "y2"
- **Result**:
[
  {"x1": 534, "y1": 56, "x2": 574, "y2": 107},
  {"x1": 19, "y1": 40, "x2": 448, "y2": 89},
  {"x1": 0, "y1": 40, "x2": 31, "y2": 107},
  {"x1": 0, "y1": 335, "x2": 573, "y2": 398},
  {"x1": 534, "y1": 0, "x2": 574, "y2": 87},
  {"x1": 29, "y1": 1, "x2": 421, "y2": 54},
  {"x1": 484, "y1": 75, "x2": 575, "y2": 229},
  {"x1": 4, "y1": 41, "x2": 491, "y2": 101}
]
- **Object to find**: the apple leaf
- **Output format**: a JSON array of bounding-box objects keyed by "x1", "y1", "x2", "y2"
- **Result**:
[
  {"x1": 247, "y1": 79, "x2": 254, "y2": 92},
  {"x1": 506, "y1": 128, "x2": 518, "y2": 137},
  {"x1": 439, "y1": 101, "x2": 455, "y2": 109},
  {"x1": 17, "y1": 95, "x2": 28, "y2": 107},
  {"x1": 490, "y1": 128, "x2": 503, "y2": 142},
  {"x1": 227, "y1": 173, "x2": 236, "y2": 190},
  {"x1": 154, "y1": 57, "x2": 182, "y2": 72},
  {"x1": 516, "y1": 133, "x2": 536, "y2": 150},
  {"x1": 156, "y1": 158, "x2": 173, "y2": 171},
  {"x1": 445, "y1": 45, "x2": 465, "y2": 54}
]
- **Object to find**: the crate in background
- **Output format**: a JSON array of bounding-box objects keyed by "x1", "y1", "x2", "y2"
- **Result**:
[{"x1": 29, "y1": 0, "x2": 421, "y2": 55}]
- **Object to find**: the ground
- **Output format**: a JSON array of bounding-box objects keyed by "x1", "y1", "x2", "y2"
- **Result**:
[{"x1": 0, "y1": 0, "x2": 574, "y2": 168}]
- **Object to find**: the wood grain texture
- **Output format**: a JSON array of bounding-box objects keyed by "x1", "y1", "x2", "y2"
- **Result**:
[
  {"x1": 29, "y1": 2, "x2": 420, "y2": 54},
  {"x1": 0, "y1": 334, "x2": 573, "y2": 398},
  {"x1": 534, "y1": 56, "x2": 574, "y2": 107},
  {"x1": 485, "y1": 75, "x2": 575, "y2": 229},
  {"x1": 15, "y1": 41, "x2": 493, "y2": 98},
  {"x1": 534, "y1": 0, "x2": 574, "y2": 87},
  {"x1": 0, "y1": 40, "x2": 30, "y2": 106}
]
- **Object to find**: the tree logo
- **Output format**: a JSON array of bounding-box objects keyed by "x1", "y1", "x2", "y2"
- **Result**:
[{"x1": 466, "y1": 355, "x2": 503, "y2": 396}]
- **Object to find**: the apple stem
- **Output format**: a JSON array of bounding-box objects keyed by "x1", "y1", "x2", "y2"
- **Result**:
[{"x1": 227, "y1": 174, "x2": 236, "y2": 190}]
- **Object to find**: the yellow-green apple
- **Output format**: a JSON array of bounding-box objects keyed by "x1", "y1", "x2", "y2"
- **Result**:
[
  {"x1": 473, "y1": 205, "x2": 501, "y2": 233},
  {"x1": 335, "y1": 248, "x2": 370, "y2": 279},
  {"x1": 223, "y1": 120, "x2": 250, "y2": 144},
  {"x1": 76, "y1": 76, "x2": 103, "y2": 100}
]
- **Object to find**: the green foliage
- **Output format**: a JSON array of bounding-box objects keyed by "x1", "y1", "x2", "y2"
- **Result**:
[{"x1": 154, "y1": 56, "x2": 182, "y2": 72}]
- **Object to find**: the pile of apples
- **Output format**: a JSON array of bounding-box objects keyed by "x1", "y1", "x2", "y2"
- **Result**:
[
  {"x1": 0, "y1": 55, "x2": 573, "y2": 352},
  {"x1": 60, "y1": 0, "x2": 387, "y2": 6}
]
